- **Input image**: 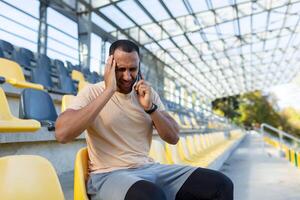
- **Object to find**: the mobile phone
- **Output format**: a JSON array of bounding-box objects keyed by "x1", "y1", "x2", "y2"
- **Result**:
[
  {"x1": 135, "y1": 63, "x2": 142, "y2": 94},
  {"x1": 136, "y1": 62, "x2": 142, "y2": 82}
]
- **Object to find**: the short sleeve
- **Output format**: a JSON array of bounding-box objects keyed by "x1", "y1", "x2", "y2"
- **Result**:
[
  {"x1": 151, "y1": 88, "x2": 166, "y2": 111},
  {"x1": 67, "y1": 84, "x2": 103, "y2": 110}
]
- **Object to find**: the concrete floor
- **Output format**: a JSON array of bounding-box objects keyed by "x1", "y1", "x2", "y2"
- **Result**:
[
  {"x1": 59, "y1": 171, "x2": 74, "y2": 200},
  {"x1": 220, "y1": 133, "x2": 300, "y2": 200}
]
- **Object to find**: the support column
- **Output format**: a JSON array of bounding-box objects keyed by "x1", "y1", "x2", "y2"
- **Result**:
[
  {"x1": 37, "y1": 0, "x2": 48, "y2": 55},
  {"x1": 77, "y1": 1, "x2": 91, "y2": 69},
  {"x1": 100, "y1": 40, "x2": 106, "y2": 75}
]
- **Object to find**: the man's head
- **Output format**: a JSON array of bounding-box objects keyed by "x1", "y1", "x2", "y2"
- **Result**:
[{"x1": 109, "y1": 40, "x2": 140, "y2": 94}]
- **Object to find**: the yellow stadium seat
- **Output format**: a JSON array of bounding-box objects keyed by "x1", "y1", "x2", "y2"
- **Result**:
[
  {"x1": 78, "y1": 80, "x2": 88, "y2": 91},
  {"x1": 0, "y1": 87, "x2": 41, "y2": 132},
  {"x1": 186, "y1": 135, "x2": 200, "y2": 155},
  {"x1": 165, "y1": 142, "x2": 191, "y2": 165},
  {"x1": 0, "y1": 58, "x2": 43, "y2": 90},
  {"x1": 0, "y1": 155, "x2": 65, "y2": 200},
  {"x1": 61, "y1": 94, "x2": 75, "y2": 112},
  {"x1": 71, "y1": 70, "x2": 89, "y2": 92},
  {"x1": 178, "y1": 137, "x2": 210, "y2": 166},
  {"x1": 199, "y1": 134, "x2": 209, "y2": 149},
  {"x1": 165, "y1": 138, "x2": 209, "y2": 167},
  {"x1": 297, "y1": 152, "x2": 300, "y2": 168},
  {"x1": 149, "y1": 140, "x2": 170, "y2": 164},
  {"x1": 72, "y1": 70, "x2": 85, "y2": 82},
  {"x1": 193, "y1": 134, "x2": 205, "y2": 153},
  {"x1": 74, "y1": 147, "x2": 89, "y2": 200}
]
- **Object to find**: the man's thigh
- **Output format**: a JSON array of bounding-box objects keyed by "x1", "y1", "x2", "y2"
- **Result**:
[
  {"x1": 87, "y1": 171, "x2": 142, "y2": 200},
  {"x1": 152, "y1": 164, "x2": 197, "y2": 200}
]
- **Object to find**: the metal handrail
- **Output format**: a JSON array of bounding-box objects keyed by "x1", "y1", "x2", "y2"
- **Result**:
[{"x1": 260, "y1": 123, "x2": 300, "y2": 153}]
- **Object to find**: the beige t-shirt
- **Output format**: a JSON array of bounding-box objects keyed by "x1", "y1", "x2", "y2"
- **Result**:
[{"x1": 68, "y1": 81, "x2": 165, "y2": 174}]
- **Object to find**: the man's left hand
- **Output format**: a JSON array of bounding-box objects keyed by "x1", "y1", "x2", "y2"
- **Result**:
[{"x1": 135, "y1": 80, "x2": 152, "y2": 110}]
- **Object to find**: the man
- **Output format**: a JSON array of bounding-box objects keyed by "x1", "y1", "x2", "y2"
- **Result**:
[{"x1": 55, "y1": 40, "x2": 233, "y2": 200}]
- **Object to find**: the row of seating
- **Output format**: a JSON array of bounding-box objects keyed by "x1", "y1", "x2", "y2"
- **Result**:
[
  {"x1": 0, "y1": 39, "x2": 218, "y2": 126},
  {"x1": 0, "y1": 39, "x2": 103, "y2": 95},
  {"x1": 0, "y1": 130, "x2": 243, "y2": 200},
  {"x1": 74, "y1": 130, "x2": 244, "y2": 200},
  {"x1": 0, "y1": 87, "x2": 57, "y2": 132},
  {"x1": 264, "y1": 136, "x2": 300, "y2": 169},
  {"x1": 0, "y1": 87, "x2": 208, "y2": 133},
  {"x1": 150, "y1": 131, "x2": 243, "y2": 167}
]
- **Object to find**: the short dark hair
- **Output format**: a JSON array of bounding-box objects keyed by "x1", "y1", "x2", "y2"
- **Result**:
[{"x1": 109, "y1": 39, "x2": 140, "y2": 56}]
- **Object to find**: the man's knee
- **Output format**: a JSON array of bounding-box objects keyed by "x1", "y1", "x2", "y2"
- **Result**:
[
  {"x1": 215, "y1": 170, "x2": 234, "y2": 194},
  {"x1": 176, "y1": 168, "x2": 233, "y2": 200},
  {"x1": 125, "y1": 180, "x2": 166, "y2": 200}
]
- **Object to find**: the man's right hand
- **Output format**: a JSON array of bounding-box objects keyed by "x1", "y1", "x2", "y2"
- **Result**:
[{"x1": 104, "y1": 55, "x2": 117, "y2": 92}]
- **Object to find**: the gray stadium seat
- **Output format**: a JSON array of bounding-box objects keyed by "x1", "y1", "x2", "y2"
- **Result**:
[
  {"x1": 0, "y1": 39, "x2": 14, "y2": 57},
  {"x1": 12, "y1": 50, "x2": 32, "y2": 70},
  {"x1": 19, "y1": 88, "x2": 58, "y2": 131},
  {"x1": 19, "y1": 47, "x2": 35, "y2": 62}
]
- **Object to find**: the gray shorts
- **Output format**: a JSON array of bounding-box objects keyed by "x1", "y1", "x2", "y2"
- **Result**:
[{"x1": 87, "y1": 163, "x2": 196, "y2": 200}]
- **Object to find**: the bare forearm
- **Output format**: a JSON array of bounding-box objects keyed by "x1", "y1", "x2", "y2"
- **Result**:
[
  {"x1": 55, "y1": 89, "x2": 114, "y2": 143},
  {"x1": 151, "y1": 111, "x2": 179, "y2": 144}
]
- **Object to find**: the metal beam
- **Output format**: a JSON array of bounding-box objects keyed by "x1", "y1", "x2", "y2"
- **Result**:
[
  {"x1": 77, "y1": 1, "x2": 92, "y2": 69},
  {"x1": 37, "y1": 0, "x2": 48, "y2": 55}
]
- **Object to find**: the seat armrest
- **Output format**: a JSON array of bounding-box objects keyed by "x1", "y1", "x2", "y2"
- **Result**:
[{"x1": 41, "y1": 120, "x2": 55, "y2": 131}]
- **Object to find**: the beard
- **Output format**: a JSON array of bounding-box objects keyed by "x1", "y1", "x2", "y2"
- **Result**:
[{"x1": 117, "y1": 80, "x2": 135, "y2": 94}]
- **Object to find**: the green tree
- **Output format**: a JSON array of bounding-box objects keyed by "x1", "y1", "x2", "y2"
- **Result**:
[{"x1": 212, "y1": 90, "x2": 300, "y2": 137}]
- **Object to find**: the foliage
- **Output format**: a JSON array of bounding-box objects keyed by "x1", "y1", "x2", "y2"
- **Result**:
[{"x1": 212, "y1": 91, "x2": 300, "y2": 137}]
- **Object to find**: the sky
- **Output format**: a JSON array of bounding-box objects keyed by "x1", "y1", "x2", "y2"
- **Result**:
[{"x1": 268, "y1": 79, "x2": 300, "y2": 111}]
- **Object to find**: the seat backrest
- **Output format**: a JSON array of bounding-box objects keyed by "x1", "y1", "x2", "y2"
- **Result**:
[
  {"x1": 193, "y1": 134, "x2": 203, "y2": 152},
  {"x1": 19, "y1": 88, "x2": 58, "y2": 122},
  {"x1": 0, "y1": 39, "x2": 14, "y2": 55},
  {"x1": 149, "y1": 140, "x2": 168, "y2": 164},
  {"x1": 31, "y1": 67, "x2": 54, "y2": 88},
  {"x1": 200, "y1": 134, "x2": 209, "y2": 149},
  {"x1": 81, "y1": 68, "x2": 91, "y2": 76},
  {"x1": 57, "y1": 65, "x2": 69, "y2": 77},
  {"x1": 165, "y1": 142, "x2": 182, "y2": 164},
  {"x1": 60, "y1": 75, "x2": 76, "y2": 94},
  {"x1": 72, "y1": 70, "x2": 85, "y2": 82},
  {"x1": 0, "y1": 155, "x2": 65, "y2": 200},
  {"x1": 186, "y1": 135, "x2": 197, "y2": 155},
  {"x1": 37, "y1": 54, "x2": 52, "y2": 71},
  {"x1": 54, "y1": 59, "x2": 64, "y2": 68},
  {"x1": 19, "y1": 47, "x2": 34, "y2": 61},
  {"x1": 12, "y1": 50, "x2": 31, "y2": 67},
  {"x1": 66, "y1": 61, "x2": 75, "y2": 71},
  {"x1": 61, "y1": 94, "x2": 75, "y2": 112},
  {"x1": 0, "y1": 87, "x2": 14, "y2": 120},
  {"x1": 86, "y1": 74, "x2": 97, "y2": 83},
  {"x1": 178, "y1": 137, "x2": 192, "y2": 160},
  {"x1": 0, "y1": 47, "x2": 4, "y2": 58},
  {"x1": 74, "y1": 147, "x2": 89, "y2": 200},
  {"x1": 0, "y1": 58, "x2": 26, "y2": 81}
]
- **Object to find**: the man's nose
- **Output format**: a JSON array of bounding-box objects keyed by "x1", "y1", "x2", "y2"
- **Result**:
[{"x1": 123, "y1": 70, "x2": 132, "y2": 81}]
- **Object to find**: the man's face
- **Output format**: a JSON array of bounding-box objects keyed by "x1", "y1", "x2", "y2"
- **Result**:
[{"x1": 113, "y1": 49, "x2": 140, "y2": 94}]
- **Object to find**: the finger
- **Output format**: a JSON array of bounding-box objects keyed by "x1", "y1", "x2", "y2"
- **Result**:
[
  {"x1": 105, "y1": 56, "x2": 113, "y2": 69},
  {"x1": 138, "y1": 85, "x2": 149, "y2": 96},
  {"x1": 112, "y1": 58, "x2": 116, "y2": 71},
  {"x1": 138, "y1": 87, "x2": 146, "y2": 96},
  {"x1": 135, "y1": 80, "x2": 145, "y2": 90},
  {"x1": 141, "y1": 74, "x2": 145, "y2": 80}
]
